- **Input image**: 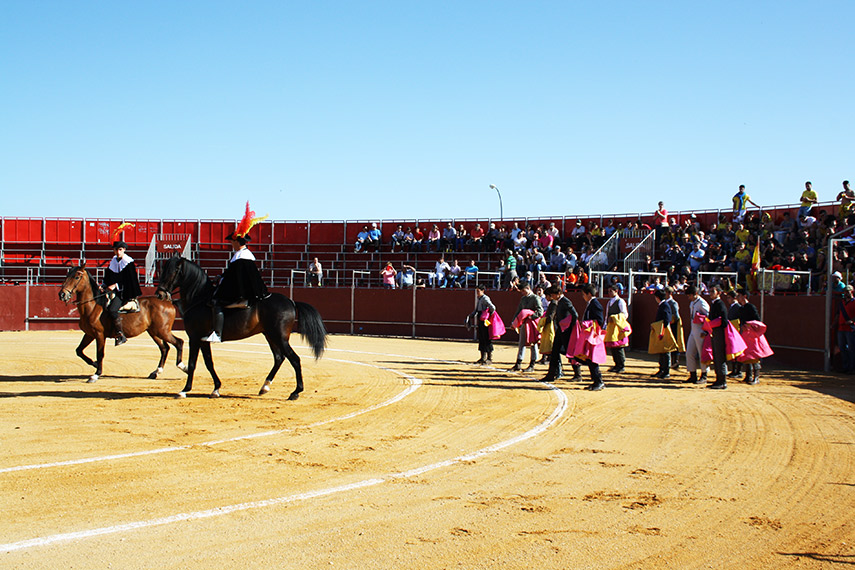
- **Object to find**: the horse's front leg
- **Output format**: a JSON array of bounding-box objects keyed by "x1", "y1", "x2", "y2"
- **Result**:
[
  {"x1": 75, "y1": 334, "x2": 96, "y2": 369},
  {"x1": 88, "y1": 334, "x2": 106, "y2": 383},
  {"x1": 177, "y1": 339, "x2": 201, "y2": 398},
  {"x1": 170, "y1": 334, "x2": 186, "y2": 372},
  {"x1": 199, "y1": 342, "x2": 222, "y2": 398},
  {"x1": 148, "y1": 334, "x2": 168, "y2": 379}
]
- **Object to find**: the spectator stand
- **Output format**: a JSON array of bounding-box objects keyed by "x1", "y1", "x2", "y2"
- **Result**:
[
  {"x1": 288, "y1": 269, "x2": 308, "y2": 300},
  {"x1": 756, "y1": 268, "x2": 811, "y2": 294},
  {"x1": 697, "y1": 270, "x2": 740, "y2": 289},
  {"x1": 623, "y1": 230, "x2": 656, "y2": 272},
  {"x1": 589, "y1": 270, "x2": 631, "y2": 298}
]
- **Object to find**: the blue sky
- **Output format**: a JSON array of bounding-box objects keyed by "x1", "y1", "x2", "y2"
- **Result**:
[{"x1": 1, "y1": 1, "x2": 852, "y2": 222}]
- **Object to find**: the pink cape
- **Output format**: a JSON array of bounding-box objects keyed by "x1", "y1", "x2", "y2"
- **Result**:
[
  {"x1": 566, "y1": 320, "x2": 607, "y2": 364},
  {"x1": 512, "y1": 309, "x2": 541, "y2": 346},
  {"x1": 481, "y1": 309, "x2": 506, "y2": 340},
  {"x1": 701, "y1": 319, "x2": 748, "y2": 364},
  {"x1": 737, "y1": 320, "x2": 774, "y2": 362}
]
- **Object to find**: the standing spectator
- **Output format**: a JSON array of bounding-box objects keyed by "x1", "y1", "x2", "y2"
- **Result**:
[
  {"x1": 838, "y1": 284, "x2": 855, "y2": 373},
  {"x1": 654, "y1": 201, "x2": 669, "y2": 253},
  {"x1": 837, "y1": 180, "x2": 855, "y2": 224},
  {"x1": 380, "y1": 262, "x2": 397, "y2": 289},
  {"x1": 504, "y1": 249, "x2": 518, "y2": 289},
  {"x1": 308, "y1": 257, "x2": 323, "y2": 287},
  {"x1": 799, "y1": 181, "x2": 818, "y2": 218},
  {"x1": 398, "y1": 264, "x2": 416, "y2": 289},
  {"x1": 732, "y1": 184, "x2": 759, "y2": 223},
  {"x1": 494, "y1": 258, "x2": 506, "y2": 289}
]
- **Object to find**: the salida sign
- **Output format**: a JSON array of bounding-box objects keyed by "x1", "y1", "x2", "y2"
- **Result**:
[{"x1": 156, "y1": 236, "x2": 189, "y2": 253}]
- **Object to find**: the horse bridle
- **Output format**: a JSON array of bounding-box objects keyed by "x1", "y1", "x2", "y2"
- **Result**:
[
  {"x1": 156, "y1": 258, "x2": 184, "y2": 301},
  {"x1": 60, "y1": 269, "x2": 105, "y2": 306}
]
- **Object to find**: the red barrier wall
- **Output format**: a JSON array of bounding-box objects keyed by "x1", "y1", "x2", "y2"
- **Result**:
[{"x1": 0, "y1": 282, "x2": 822, "y2": 370}]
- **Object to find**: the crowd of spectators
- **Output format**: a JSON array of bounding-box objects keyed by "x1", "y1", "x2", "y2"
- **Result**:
[{"x1": 335, "y1": 180, "x2": 854, "y2": 294}]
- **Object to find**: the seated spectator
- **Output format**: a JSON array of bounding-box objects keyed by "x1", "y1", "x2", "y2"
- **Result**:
[
  {"x1": 447, "y1": 259, "x2": 463, "y2": 287},
  {"x1": 402, "y1": 226, "x2": 415, "y2": 251},
  {"x1": 308, "y1": 257, "x2": 323, "y2": 287},
  {"x1": 367, "y1": 223, "x2": 382, "y2": 251},
  {"x1": 354, "y1": 225, "x2": 371, "y2": 253},
  {"x1": 412, "y1": 226, "x2": 424, "y2": 252},
  {"x1": 390, "y1": 225, "x2": 406, "y2": 251},
  {"x1": 571, "y1": 219, "x2": 587, "y2": 248},
  {"x1": 430, "y1": 256, "x2": 450, "y2": 288},
  {"x1": 484, "y1": 222, "x2": 500, "y2": 251},
  {"x1": 549, "y1": 246, "x2": 567, "y2": 272},
  {"x1": 441, "y1": 222, "x2": 457, "y2": 252},
  {"x1": 537, "y1": 231, "x2": 554, "y2": 252},
  {"x1": 464, "y1": 260, "x2": 479, "y2": 286},
  {"x1": 427, "y1": 224, "x2": 441, "y2": 251},
  {"x1": 603, "y1": 220, "x2": 616, "y2": 238},
  {"x1": 579, "y1": 245, "x2": 595, "y2": 268},
  {"x1": 512, "y1": 230, "x2": 528, "y2": 252},
  {"x1": 508, "y1": 222, "x2": 523, "y2": 250},
  {"x1": 380, "y1": 262, "x2": 397, "y2": 289},
  {"x1": 565, "y1": 246, "x2": 578, "y2": 270},
  {"x1": 469, "y1": 223, "x2": 485, "y2": 251},
  {"x1": 398, "y1": 264, "x2": 416, "y2": 289},
  {"x1": 610, "y1": 276, "x2": 625, "y2": 296},
  {"x1": 455, "y1": 224, "x2": 468, "y2": 251},
  {"x1": 732, "y1": 242, "x2": 752, "y2": 273},
  {"x1": 666, "y1": 243, "x2": 687, "y2": 271},
  {"x1": 734, "y1": 222, "x2": 751, "y2": 245},
  {"x1": 530, "y1": 247, "x2": 547, "y2": 281},
  {"x1": 688, "y1": 242, "x2": 705, "y2": 273},
  {"x1": 546, "y1": 221, "x2": 561, "y2": 242}
]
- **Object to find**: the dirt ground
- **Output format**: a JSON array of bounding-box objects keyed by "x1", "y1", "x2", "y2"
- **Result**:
[{"x1": 1, "y1": 330, "x2": 854, "y2": 569}]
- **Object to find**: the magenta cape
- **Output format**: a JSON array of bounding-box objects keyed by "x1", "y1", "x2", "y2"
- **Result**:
[
  {"x1": 737, "y1": 320, "x2": 774, "y2": 362},
  {"x1": 566, "y1": 320, "x2": 607, "y2": 364},
  {"x1": 512, "y1": 309, "x2": 541, "y2": 346},
  {"x1": 481, "y1": 309, "x2": 507, "y2": 340},
  {"x1": 701, "y1": 317, "x2": 747, "y2": 364}
]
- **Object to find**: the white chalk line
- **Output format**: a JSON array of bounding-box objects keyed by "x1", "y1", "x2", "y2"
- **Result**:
[
  {"x1": 0, "y1": 356, "x2": 420, "y2": 475},
  {"x1": 0, "y1": 382, "x2": 569, "y2": 553}
]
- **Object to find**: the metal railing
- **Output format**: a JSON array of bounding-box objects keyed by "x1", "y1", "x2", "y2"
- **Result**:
[{"x1": 623, "y1": 230, "x2": 656, "y2": 272}]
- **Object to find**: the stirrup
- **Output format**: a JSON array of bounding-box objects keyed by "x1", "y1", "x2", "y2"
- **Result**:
[
  {"x1": 202, "y1": 332, "x2": 222, "y2": 343},
  {"x1": 224, "y1": 299, "x2": 250, "y2": 309}
]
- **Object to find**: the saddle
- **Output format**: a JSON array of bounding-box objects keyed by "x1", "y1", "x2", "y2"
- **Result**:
[
  {"x1": 119, "y1": 300, "x2": 140, "y2": 313},
  {"x1": 224, "y1": 299, "x2": 251, "y2": 310}
]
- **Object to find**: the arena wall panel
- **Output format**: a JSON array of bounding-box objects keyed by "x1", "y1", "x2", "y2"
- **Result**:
[
  {"x1": 308, "y1": 222, "x2": 346, "y2": 245},
  {"x1": 3, "y1": 218, "x2": 43, "y2": 242},
  {"x1": 273, "y1": 222, "x2": 309, "y2": 245},
  {"x1": 44, "y1": 219, "x2": 83, "y2": 243}
]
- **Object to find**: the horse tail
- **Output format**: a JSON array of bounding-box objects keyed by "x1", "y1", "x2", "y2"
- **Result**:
[{"x1": 295, "y1": 301, "x2": 327, "y2": 360}]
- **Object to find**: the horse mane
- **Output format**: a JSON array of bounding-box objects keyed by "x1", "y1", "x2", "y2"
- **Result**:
[{"x1": 164, "y1": 256, "x2": 212, "y2": 307}]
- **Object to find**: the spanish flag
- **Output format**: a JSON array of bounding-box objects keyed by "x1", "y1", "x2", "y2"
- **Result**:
[{"x1": 747, "y1": 237, "x2": 761, "y2": 293}]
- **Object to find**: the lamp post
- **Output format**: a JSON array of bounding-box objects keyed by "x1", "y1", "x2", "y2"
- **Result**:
[{"x1": 489, "y1": 184, "x2": 503, "y2": 221}]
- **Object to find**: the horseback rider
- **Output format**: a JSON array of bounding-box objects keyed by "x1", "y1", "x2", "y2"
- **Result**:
[
  {"x1": 103, "y1": 239, "x2": 142, "y2": 346},
  {"x1": 203, "y1": 203, "x2": 269, "y2": 343}
]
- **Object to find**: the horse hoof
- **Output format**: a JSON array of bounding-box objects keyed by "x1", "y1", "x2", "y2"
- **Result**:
[
  {"x1": 287, "y1": 391, "x2": 300, "y2": 401},
  {"x1": 147, "y1": 371, "x2": 158, "y2": 380},
  {"x1": 176, "y1": 392, "x2": 187, "y2": 399},
  {"x1": 258, "y1": 382, "x2": 271, "y2": 395},
  {"x1": 210, "y1": 390, "x2": 220, "y2": 398},
  {"x1": 177, "y1": 362, "x2": 187, "y2": 371},
  {"x1": 88, "y1": 375, "x2": 99, "y2": 383}
]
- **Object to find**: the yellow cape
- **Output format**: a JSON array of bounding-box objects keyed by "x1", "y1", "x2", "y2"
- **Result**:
[{"x1": 648, "y1": 320, "x2": 677, "y2": 354}]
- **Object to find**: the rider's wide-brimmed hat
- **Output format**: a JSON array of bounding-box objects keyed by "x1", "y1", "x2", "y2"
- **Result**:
[{"x1": 226, "y1": 202, "x2": 268, "y2": 244}]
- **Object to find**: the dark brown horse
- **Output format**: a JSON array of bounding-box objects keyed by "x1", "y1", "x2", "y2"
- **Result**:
[
  {"x1": 156, "y1": 255, "x2": 327, "y2": 399},
  {"x1": 59, "y1": 265, "x2": 185, "y2": 382}
]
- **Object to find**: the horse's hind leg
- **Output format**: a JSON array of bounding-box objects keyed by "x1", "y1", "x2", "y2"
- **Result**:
[
  {"x1": 199, "y1": 342, "x2": 222, "y2": 398},
  {"x1": 89, "y1": 335, "x2": 106, "y2": 383},
  {"x1": 260, "y1": 336, "x2": 303, "y2": 400},
  {"x1": 147, "y1": 333, "x2": 169, "y2": 379}
]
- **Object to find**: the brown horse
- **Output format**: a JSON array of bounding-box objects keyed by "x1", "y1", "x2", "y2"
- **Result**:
[{"x1": 58, "y1": 265, "x2": 185, "y2": 382}]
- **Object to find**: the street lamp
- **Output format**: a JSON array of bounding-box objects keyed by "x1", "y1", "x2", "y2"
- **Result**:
[{"x1": 489, "y1": 184, "x2": 503, "y2": 220}]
